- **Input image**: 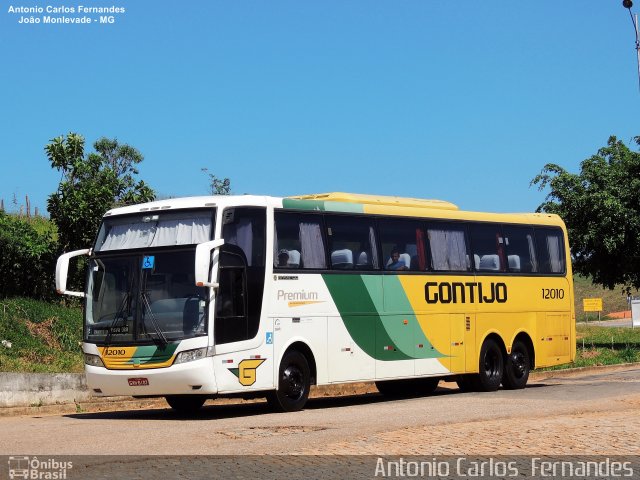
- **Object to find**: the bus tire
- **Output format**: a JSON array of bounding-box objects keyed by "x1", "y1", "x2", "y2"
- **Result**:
[
  {"x1": 165, "y1": 395, "x2": 206, "y2": 413},
  {"x1": 455, "y1": 375, "x2": 475, "y2": 392},
  {"x1": 474, "y1": 338, "x2": 504, "y2": 392},
  {"x1": 502, "y1": 340, "x2": 530, "y2": 390},
  {"x1": 267, "y1": 350, "x2": 311, "y2": 412}
]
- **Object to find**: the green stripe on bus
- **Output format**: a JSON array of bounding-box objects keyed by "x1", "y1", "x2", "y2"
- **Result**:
[
  {"x1": 322, "y1": 274, "x2": 444, "y2": 360},
  {"x1": 129, "y1": 343, "x2": 179, "y2": 365},
  {"x1": 382, "y1": 276, "x2": 443, "y2": 359},
  {"x1": 322, "y1": 274, "x2": 412, "y2": 360},
  {"x1": 282, "y1": 199, "x2": 364, "y2": 213}
]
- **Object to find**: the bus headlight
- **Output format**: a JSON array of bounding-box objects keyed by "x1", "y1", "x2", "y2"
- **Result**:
[
  {"x1": 84, "y1": 353, "x2": 105, "y2": 368},
  {"x1": 174, "y1": 347, "x2": 208, "y2": 365}
]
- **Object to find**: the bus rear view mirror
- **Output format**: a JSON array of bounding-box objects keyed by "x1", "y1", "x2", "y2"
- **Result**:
[
  {"x1": 56, "y1": 248, "x2": 91, "y2": 297},
  {"x1": 195, "y1": 239, "x2": 225, "y2": 288}
]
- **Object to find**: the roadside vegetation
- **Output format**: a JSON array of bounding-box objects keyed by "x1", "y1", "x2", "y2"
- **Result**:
[
  {"x1": 0, "y1": 297, "x2": 83, "y2": 373},
  {"x1": 567, "y1": 324, "x2": 640, "y2": 369},
  {"x1": 573, "y1": 274, "x2": 638, "y2": 322}
]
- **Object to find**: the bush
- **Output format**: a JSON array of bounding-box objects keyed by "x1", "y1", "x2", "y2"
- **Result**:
[{"x1": 0, "y1": 212, "x2": 59, "y2": 300}]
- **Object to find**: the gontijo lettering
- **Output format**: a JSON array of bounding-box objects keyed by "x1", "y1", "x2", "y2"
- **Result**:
[{"x1": 425, "y1": 281, "x2": 507, "y2": 304}]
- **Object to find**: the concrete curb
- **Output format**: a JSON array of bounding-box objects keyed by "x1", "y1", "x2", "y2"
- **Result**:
[{"x1": 0, "y1": 372, "x2": 90, "y2": 408}]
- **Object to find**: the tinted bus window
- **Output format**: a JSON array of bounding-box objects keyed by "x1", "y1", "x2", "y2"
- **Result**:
[
  {"x1": 503, "y1": 225, "x2": 538, "y2": 273},
  {"x1": 535, "y1": 228, "x2": 565, "y2": 273},
  {"x1": 222, "y1": 208, "x2": 266, "y2": 267},
  {"x1": 469, "y1": 224, "x2": 505, "y2": 272},
  {"x1": 378, "y1": 218, "x2": 427, "y2": 271},
  {"x1": 325, "y1": 215, "x2": 380, "y2": 270},
  {"x1": 274, "y1": 212, "x2": 327, "y2": 269},
  {"x1": 426, "y1": 222, "x2": 470, "y2": 272}
]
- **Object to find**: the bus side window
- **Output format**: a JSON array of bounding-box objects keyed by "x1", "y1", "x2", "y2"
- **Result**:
[
  {"x1": 426, "y1": 223, "x2": 470, "y2": 272},
  {"x1": 469, "y1": 223, "x2": 505, "y2": 272},
  {"x1": 502, "y1": 225, "x2": 538, "y2": 273},
  {"x1": 535, "y1": 228, "x2": 565, "y2": 273},
  {"x1": 274, "y1": 212, "x2": 326, "y2": 269},
  {"x1": 378, "y1": 218, "x2": 427, "y2": 271},
  {"x1": 325, "y1": 215, "x2": 379, "y2": 271}
]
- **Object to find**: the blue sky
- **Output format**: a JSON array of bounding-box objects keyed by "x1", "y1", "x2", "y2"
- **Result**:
[{"x1": 1, "y1": 1, "x2": 638, "y2": 215}]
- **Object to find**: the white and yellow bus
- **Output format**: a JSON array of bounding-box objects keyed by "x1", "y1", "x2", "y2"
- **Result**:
[{"x1": 56, "y1": 192, "x2": 575, "y2": 413}]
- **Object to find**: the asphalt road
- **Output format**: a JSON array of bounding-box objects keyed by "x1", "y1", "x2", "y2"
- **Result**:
[{"x1": 0, "y1": 365, "x2": 639, "y2": 457}]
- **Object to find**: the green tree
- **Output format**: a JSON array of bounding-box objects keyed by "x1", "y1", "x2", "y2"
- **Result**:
[
  {"x1": 46, "y1": 133, "x2": 155, "y2": 253},
  {"x1": 0, "y1": 212, "x2": 57, "y2": 300},
  {"x1": 201, "y1": 167, "x2": 231, "y2": 195},
  {"x1": 531, "y1": 135, "x2": 640, "y2": 290}
]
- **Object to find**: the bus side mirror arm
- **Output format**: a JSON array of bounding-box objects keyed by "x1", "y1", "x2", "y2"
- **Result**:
[
  {"x1": 56, "y1": 248, "x2": 91, "y2": 297},
  {"x1": 195, "y1": 239, "x2": 224, "y2": 288}
]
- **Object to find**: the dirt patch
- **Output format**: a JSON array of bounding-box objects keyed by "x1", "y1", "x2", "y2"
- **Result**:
[
  {"x1": 580, "y1": 349, "x2": 600, "y2": 359},
  {"x1": 26, "y1": 317, "x2": 60, "y2": 350},
  {"x1": 19, "y1": 350, "x2": 55, "y2": 364},
  {"x1": 218, "y1": 425, "x2": 327, "y2": 439}
]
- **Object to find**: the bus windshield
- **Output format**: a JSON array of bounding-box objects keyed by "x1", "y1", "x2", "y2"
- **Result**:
[
  {"x1": 86, "y1": 250, "x2": 208, "y2": 344},
  {"x1": 86, "y1": 210, "x2": 215, "y2": 344}
]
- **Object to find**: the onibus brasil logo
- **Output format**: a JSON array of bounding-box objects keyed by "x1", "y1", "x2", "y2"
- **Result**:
[
  {"x1": 228, "y1": 358, "x2": 266, "y2": 386},
  {"x1": 8, "y1": 456, "x2": 73, "y2": 479}
]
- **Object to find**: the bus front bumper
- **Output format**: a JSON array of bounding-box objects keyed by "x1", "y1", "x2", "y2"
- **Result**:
[{"x1": 85, "y1": 357, "x2": 217, "y2": 397}]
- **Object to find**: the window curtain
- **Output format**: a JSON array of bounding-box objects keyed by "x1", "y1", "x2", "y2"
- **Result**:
[
  {"x1": 99, "y1": 216, "x2": 212, "y2": 251},
  {"x1": 429, "y1": 229, "x2": 467, "y2": 271},
  {"x1": 227, "y1": 219, "x2": 254, "y2": 266},
  {"x1": 527, "y1": 234, "x2": 538, "y2": 272},
  {"x1": 273, "y1": 226, "x2": 279, "y2": 267},
  {"x1": 299, "y1": 222, "x2": 326, "y2": 268},
  {"x1": 368, "y1": 226, "x2": 379, "y2": 269},
  {"x1": 99, "y1": 223, "x2": 155, "y2": 251},
  {"x1": 547, "y1": 234, "x2": 562, "y2": 273},
  {"x1": 150, "y1": 217, "x2": 211, "y2": 247}
]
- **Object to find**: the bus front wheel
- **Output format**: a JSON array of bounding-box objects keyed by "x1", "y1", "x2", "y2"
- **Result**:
[
  {"x1": 267, "y1": 350, "x2": 311, "y2": 412},
  {"x1": 165, "y1": 395, "x2": 206, "y2": 414},
  {"x1": 502, "y1": 340, "x2": 530, "y2": 390},
  {"x1": 473, "y1": 338, "x2": 504, "y2": 392}
]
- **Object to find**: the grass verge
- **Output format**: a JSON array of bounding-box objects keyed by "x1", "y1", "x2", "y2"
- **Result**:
[
  {"x1": 0, "y1": 297, "x2": 83, "y2": 373},
  {"x1": 543, "y1": 323, "x2": 640, "y2": 370}
]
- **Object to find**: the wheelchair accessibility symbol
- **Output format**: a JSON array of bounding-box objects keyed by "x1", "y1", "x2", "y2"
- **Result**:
[{"x1": 142, "y1": 256, "x2": 155, "y2": 269}]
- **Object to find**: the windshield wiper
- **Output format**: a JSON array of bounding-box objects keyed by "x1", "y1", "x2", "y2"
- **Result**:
[
  {"x1": 140, "y1": 291, "x2": 168, "y2": 347},
  {"x1": 104, "y1": 290, "x2": 130, "y2": 347}
]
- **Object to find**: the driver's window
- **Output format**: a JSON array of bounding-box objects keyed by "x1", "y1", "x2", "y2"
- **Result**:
[{"x1": 214, "y1": 247, "x2": 249, "y2": 344}]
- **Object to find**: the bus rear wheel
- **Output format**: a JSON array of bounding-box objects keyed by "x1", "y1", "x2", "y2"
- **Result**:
[
  {"x1": 165, "y1": 395, "x2": 206, "y2": 414},
  {"x1": 502, "y1": 340, "x2": 530, "y2": 390},
  {"x1": 267, "y1": 350, "x2": 311, "y2": 412},
  {"x1": 473, "y1": 338, "x2": 504, "y2": 392},
  {"x1": 455, "y1": 375, "x2": 475, "y2": 392}
]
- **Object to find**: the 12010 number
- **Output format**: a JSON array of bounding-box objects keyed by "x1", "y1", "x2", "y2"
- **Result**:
[{"x1": 542, "y1": 288, "x2": 564, "y2": 300}]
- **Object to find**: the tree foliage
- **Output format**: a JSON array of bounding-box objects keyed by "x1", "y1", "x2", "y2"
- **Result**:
[
  {"x1": 531, "y1": 135, "x2": 640, "y2": 290},
  {"x1": 0, "y1": 212, "x2": 57, "y2": 300},
  {"x1": 46, "y1": 133, "x2": 155, "y2": 253},
  {"x1": 201, "y1": 167, "x2": 231, "y2": 195}
]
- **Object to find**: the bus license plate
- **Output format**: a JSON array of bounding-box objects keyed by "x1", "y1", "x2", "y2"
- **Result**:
[{"x1": 128, "y1": 378, "x2": 149, "y2": 386}]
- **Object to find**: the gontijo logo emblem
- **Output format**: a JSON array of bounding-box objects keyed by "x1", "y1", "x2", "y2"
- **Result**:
[{"x1": 229, "y1": 358, "x2": 266, "y2": 386}]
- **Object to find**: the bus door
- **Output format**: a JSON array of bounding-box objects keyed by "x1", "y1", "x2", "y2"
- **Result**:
[{"x1": 213, "y1": 207, "x2": 271, "y2": 392}]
